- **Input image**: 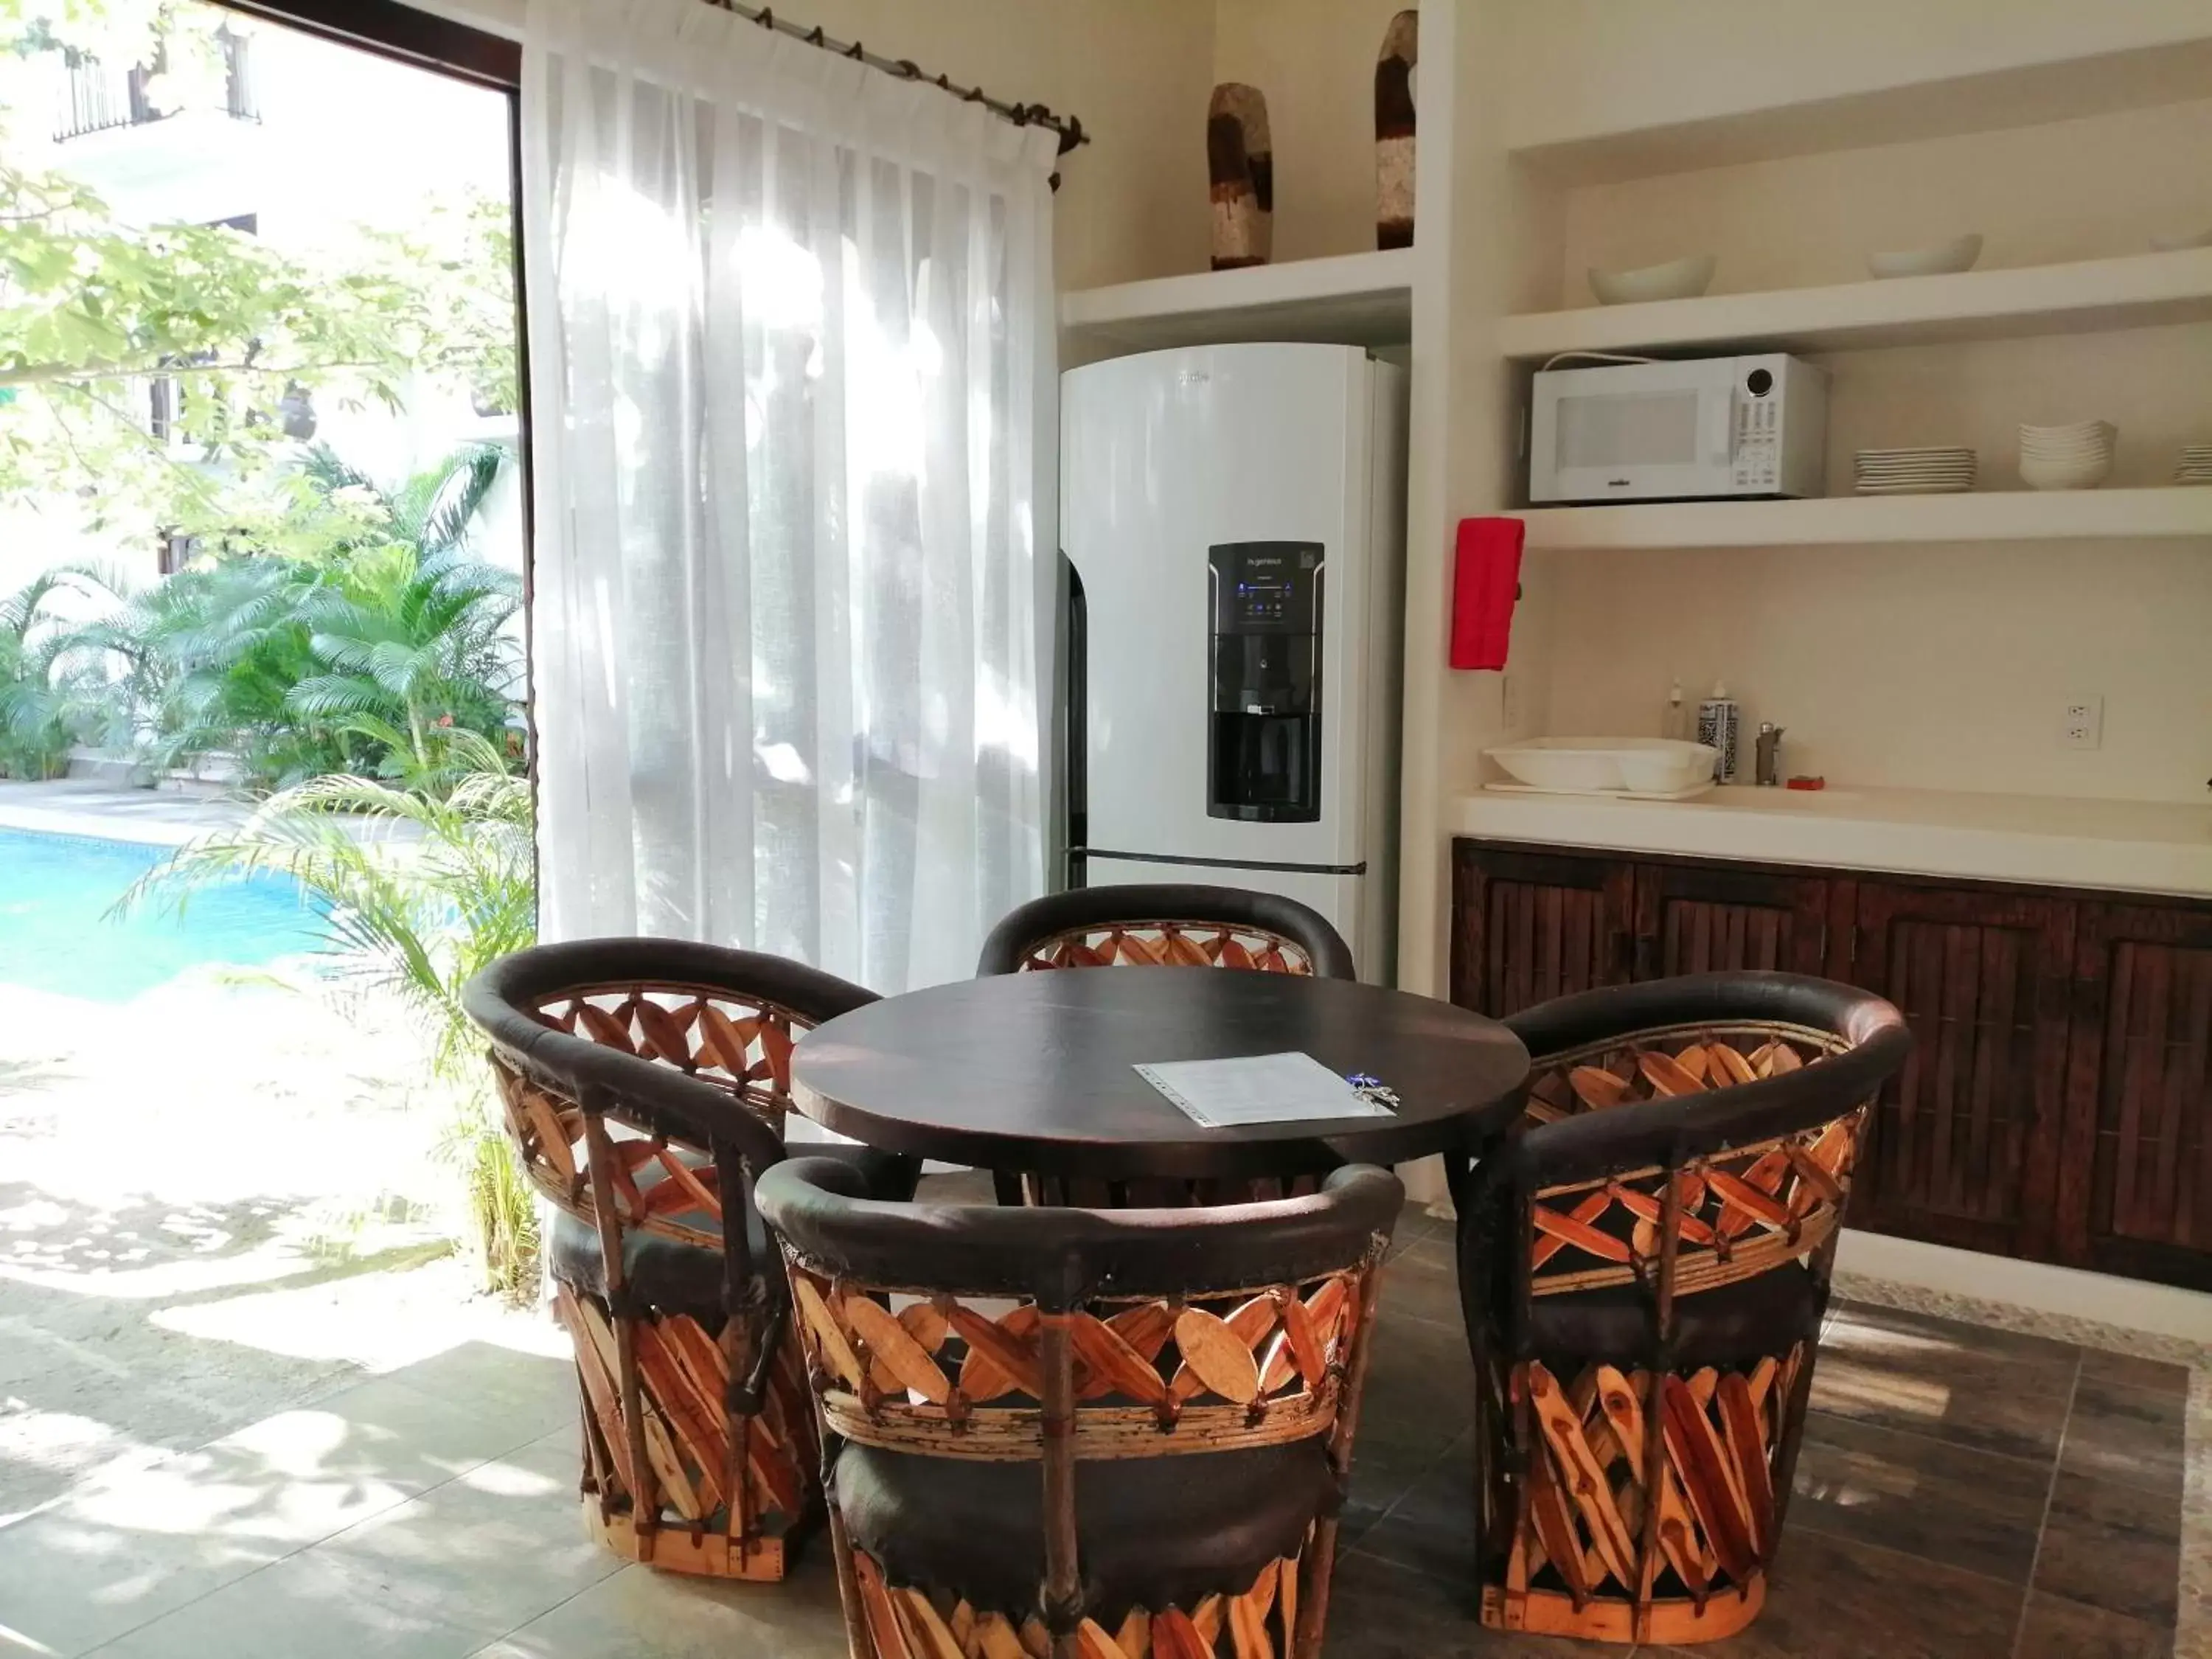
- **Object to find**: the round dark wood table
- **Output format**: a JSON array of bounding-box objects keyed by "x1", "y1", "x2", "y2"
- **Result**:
[{"x1": 790, "y1": 967, "x2": 1529, "y2": 1183}]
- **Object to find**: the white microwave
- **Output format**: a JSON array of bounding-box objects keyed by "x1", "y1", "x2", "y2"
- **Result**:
[{"x1": 1528, "y1": 353, "x2": 1829, "y2": 504}]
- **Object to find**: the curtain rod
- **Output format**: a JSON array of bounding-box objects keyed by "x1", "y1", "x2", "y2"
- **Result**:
[{"x1": 704, "y1": 1, "x2": 1089, "y2": 158}]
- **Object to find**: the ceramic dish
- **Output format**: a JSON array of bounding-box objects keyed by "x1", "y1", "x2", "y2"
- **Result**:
[
  {"x1": 1587, "y1": 254, "x2": 1717, "y2": 305},
  {"x1": 1865, "y1": 232, "x2": 1983, "y2": 279},
  {"x1": 1486, "y1": 737, "x2": 1718, "y2": 794}
]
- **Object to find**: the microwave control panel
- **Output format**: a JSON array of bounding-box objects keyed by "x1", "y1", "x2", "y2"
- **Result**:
[{"x1": 1731, "y1": 368, "x2": 1781, "y2": 491}]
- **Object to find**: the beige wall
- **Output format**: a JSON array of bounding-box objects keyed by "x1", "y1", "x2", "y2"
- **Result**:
[
  {"x1": 420, "y1": 0, "x2": 1213, "y2": 289},
  {"x1": 1211, "y1": 0, "x2": 1411, "y2": 263},
  {"x1": 1501, "y1": 0, "x2": 2212, "y2": 156},
  {"x1": 1539, "y1": 540, "x2": 2212, "y2": 804}
]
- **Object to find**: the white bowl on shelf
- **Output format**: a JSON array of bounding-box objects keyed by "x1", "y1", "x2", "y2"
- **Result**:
[
  {"x1": 1865, "y1": 232, "x2": 1983, "y2": 279},
  {"x1": 1588, "y1": 254, "x2": 1717, "y2": 305},
  {"x1": 2019, "y1": 452, "x2": 2113, "y2": 490},
  {"x1": 1486, "y1": 737, "x2": 1718, "y2": 795}
]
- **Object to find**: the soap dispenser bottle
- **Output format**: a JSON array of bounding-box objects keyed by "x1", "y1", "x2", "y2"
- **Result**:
[{"x1": 1697, "y1": 681, "x2": 1742, "y2": 782}]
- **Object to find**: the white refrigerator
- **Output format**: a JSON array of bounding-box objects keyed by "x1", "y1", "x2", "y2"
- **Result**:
[{"x1": 1059, "y1": 343, "x2": 1408, "y2": 981}]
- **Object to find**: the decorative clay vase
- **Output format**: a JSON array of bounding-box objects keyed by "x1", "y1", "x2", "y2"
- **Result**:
[
  {"x1": 1376, "y1": 10, "x2": 1417, "y2": 249},
  {"x1": 1208, "y1": 83, "x2": 1273, "y2": 270}
]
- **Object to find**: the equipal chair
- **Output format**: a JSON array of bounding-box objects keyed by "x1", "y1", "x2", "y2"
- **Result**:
[
  {"x1": 462, "y1": 939, "x2": 919, "y2": 1582},
  {"x1": 1458, "y1": 973, "x2": 1911, "y2": 1645},
  {"x1": 976, "y1": 881, "x2": 1356, "y2": 981},
  {"x1": 756, "y1": 1156, "x2": 1403, "y2": 1659},
  {"x1": 978, "y1": 883, "x2": 1356, "y2": 1206}
]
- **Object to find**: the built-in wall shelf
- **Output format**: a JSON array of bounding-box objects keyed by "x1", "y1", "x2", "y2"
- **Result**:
[
  {"x1": 1517, "y1": 487, "x2": 2212, "y2": 550},
  {"x1": 1498, "y1": 246, "x2": 2212, "y2": 362},
  {"x1": 1060, "y1": 247, "x2": 1413, "y2": 358},
  {"x1": 1509, "y1": 37, "x2": 2212, "y2": 187}
]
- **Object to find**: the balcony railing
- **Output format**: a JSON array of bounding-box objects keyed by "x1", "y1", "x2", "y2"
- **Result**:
[{"x1": 53, "y1": 30, "x2": 257, "y2": 143}]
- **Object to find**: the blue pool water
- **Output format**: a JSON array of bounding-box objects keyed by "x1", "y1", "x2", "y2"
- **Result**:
[{"x1": 0, "y1": 827, "x2": 326, "y2": 1001}]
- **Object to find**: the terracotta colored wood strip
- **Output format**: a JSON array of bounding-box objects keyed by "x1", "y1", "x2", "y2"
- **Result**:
[
  {"x1": 1662, "y1": 1375, "x2": 1756, "y2": 1582},
  {"x1": 947, "y1": 1303, "x2": 1046, "y2": 1401},
  {"x1": 793, "y1": 1276, "x2": 866, "y2": 1393},
  {"x1": 1716, "y1": 1372, "x2": 1776, "y2": 1559},
  {"x1": 1704, "y1": 1169, "x2": 1794, "y2": 1231},
  {"x1": 846, "y1": 1295, "x2": 953, "y2": 1404},
  {"x1": 1533, "y1": 1201, "x2": 1635, "y2": 1265},
  {"x1": 557, "y1": 1287, "x2": 638, "y2": 1498},
  {"x1": 1068, "y1": 1310, "x2": 1173, "y2": 1408},
  {"x1": 1527, "y1": 1363, "x2": 1638, "y2": 1589},
  {"x1": 1527, "y1": 1441, "x2": 1596, "y2": 1604},
  {"x1": 852, "y1": 1553, "x2": 916, "y2": 1659}
]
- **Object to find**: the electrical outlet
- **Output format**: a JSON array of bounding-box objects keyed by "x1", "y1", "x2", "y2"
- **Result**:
[{"x1": 2062, "y1": 695, "x2": 2104, "y2": 749}]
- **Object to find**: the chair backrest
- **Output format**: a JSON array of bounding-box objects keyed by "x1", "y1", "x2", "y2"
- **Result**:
[
  {"x1": 461, "y1": 937, "x2": 880, "y2": 1302},
  {"x1": 976, "y1": 882, "x2": 1356, "y2": 979},
  {"x1": 1492, "y1": 973, "x2": 1912, "y2": 1304}
]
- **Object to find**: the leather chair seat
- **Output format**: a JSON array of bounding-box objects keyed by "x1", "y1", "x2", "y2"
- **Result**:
[
  {"x1": 549, "y1": 1142, "x2": 918, "y2": 1321},
  {"x1": 1528, "y1": 1259, "x2": 1820, "y2": 1374},
  {"x1": 832, "y1": 1438, "x2": 1334, "y2": 1624}
]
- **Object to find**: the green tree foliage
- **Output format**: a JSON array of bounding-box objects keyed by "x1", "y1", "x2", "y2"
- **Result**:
[
  {"x1": 0, "y1": 1, "x2": 516, "y2": 540},
  {"x1": 83, "y1": 442, "x2": 523, "y2": 789},
  {"x1": 0, "y1": 563, "x2": 117, "y2": 775}
]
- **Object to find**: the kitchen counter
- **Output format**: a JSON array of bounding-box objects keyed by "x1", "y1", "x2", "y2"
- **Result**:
[{"x1": 1451, "y1": 783, "x2": 2212, "y2": 899}]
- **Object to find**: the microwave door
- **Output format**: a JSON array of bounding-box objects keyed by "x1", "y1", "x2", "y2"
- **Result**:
[{"x1": 1533, "y1": 358, "x2": 1738, "y2": 503}]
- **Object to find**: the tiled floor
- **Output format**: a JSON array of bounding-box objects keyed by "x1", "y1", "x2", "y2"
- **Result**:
[{"x1": 0, "y1": 1210, "x2": 2193, "y2": 1658}]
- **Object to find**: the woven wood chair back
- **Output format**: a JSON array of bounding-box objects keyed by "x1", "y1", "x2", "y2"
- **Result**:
[
  {"x1": 758, "y1": 1158, "x2": 1403, "y2": 1658},
  {"x1": 1464, "y1": 973, "x2": 1911, "y2": 1646},
  {"x1": 460, "y1": 939, "x2": 885, "y2": 1583},
  {"x1": 976, "y1": 883, "x2": 1356, "y2": 981}
]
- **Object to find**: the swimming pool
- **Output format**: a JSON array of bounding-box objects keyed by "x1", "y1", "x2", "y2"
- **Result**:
[{"x1": 0, "y1": 827, "x2": 326, "y2": 1001}]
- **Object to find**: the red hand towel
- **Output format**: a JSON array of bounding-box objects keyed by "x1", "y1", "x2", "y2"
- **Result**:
[{"x1": 1450, "y1": 516, "x2": 1524, "y2": 670}]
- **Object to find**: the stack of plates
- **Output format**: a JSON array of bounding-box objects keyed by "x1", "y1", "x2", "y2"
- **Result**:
[
  {"x1": 1854, "y1": 447, "x2": 1976, "y2": 494},
  {"x1": 2018, "y1": 421, "x2": 2116, "y2": 490},
  {"x1": 2176, "y1": 445, "x2": 2212, "y2": 484}
]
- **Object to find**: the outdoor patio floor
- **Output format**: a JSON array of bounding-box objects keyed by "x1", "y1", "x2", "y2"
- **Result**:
[{"x1": 0, "y1": 1199, "x2": 2199, "y2": 1659}]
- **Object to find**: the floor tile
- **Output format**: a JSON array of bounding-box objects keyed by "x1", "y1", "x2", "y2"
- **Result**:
[
  {"x1": 218, "y1": 1373, "x2": 557, "y2": 1498},
  {"x1": 2058, "y1": 1373, "x2": 2188, "y2": 1500},
  {"x1": 0, "y1": 1501, "x2": 285, "y2": 1659},
  {"x1": 2076, "y1": 1346, "x2": 2194, "y2": 1401},
  {"x1": 475, "y1": 1551, "x2": 852, "y2": 1659},
  {"x1": 2030, "y1": 1470, "x2": 2181, "y2": 1627},
  {"x1": 1647, "y1": 1529, "x2": 2025, "y2": 1658},
  {"x1": 375, "y1": 1340, "x2": 577, "y2": 1440},
  {"x1": 2013, "y1": 1590, "x2": 2176, "y2": 1659},
  {"x1": 1823, "y1": 1300, "x2": 2081, "y2": 1370},
  {"x1": 1318, "y1": 1547, "x2": 1619, "y2": 1658},
  {"x1": 1349, "y1": 1431, "x2": 1476, "y2": 1585},
  {"x1": 1377, "y1": 1235, "x2": 1463, "y2": 1329},
  {"x1": 1809, "y1": 1309, "x2": 2076, "y2": 1463},
  {"x1": 86, "y1": 1548, "x2": 489, "y2": 1659},
  {"x1": 1785, "y1": 1410, "x2": 2051, "y2": 1585},
  {"x1": 1350, "y1": 1311, "x2": 1474, "y2": 1465},
  {"x1": 1339, "y1": 1427, "x2": 1454, "y2": 1547},
  {"x1": 304, "y1": 1436, "x2": 623, "y2": 1638}
]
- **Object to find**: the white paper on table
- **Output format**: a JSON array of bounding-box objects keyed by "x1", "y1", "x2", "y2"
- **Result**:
[{"x1": 1132, "y1": 1051, "x2": 1397, "y2": 1130}]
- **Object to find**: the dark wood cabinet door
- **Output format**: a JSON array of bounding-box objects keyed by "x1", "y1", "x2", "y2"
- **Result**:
[
  {"x1": 1848, "y1": 882, "x2": 2076, "y2": 1260},
  {"x1": 2060, "y1": 901, "x2": 2212, "y2": 1291},
  {"x1": 1451, "y1": 843, "x2": 1632, "y2": 1018},
  {"x1": 1631, "y1": 860, "x2": 1837, "y2": 982}
]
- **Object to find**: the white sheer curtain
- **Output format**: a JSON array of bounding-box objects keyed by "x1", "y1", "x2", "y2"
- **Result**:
[{"x1": 520, "y1": 0, "x2": 1057, "y2": 993}]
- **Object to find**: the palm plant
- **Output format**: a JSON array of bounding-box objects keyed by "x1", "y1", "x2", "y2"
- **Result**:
[
  {"x1": 0, "y1": 567, "x2": 124, "y2": 778},
  {"x1": 116, "y1": 729, "x2": 542, "y2": 1295},
  {"x1": 100, "y1": 442, "x2": 522, "y2": 790}
]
